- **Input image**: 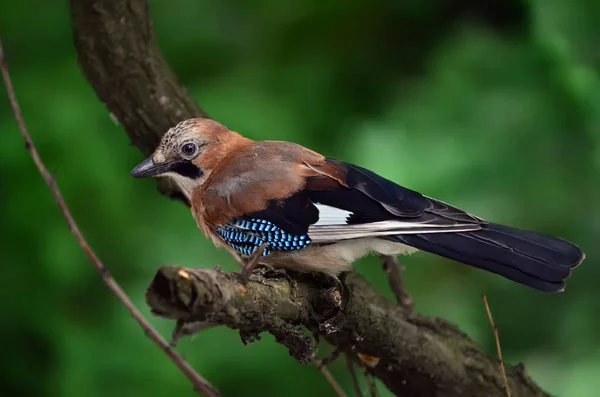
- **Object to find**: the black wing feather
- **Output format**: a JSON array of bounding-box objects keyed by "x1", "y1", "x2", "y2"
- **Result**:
[
  {"x1": 334, "y1": 160, "x2": 428, "y2": 217},
  {"x1": 243, "y1": 190, "x2": 319, "y2": 236},
  {"x1": 389, "y1": 223, "x2": 584, "y2": 292},
  {"x1": 310, "y1": 159, "x2": 484, "y2": 227}
]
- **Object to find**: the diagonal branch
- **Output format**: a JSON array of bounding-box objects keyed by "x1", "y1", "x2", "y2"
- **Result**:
[
  {"x1": 69, "y1": 0, "x2": 206, "y2": 206},
  {"x1": 0, "y1": 39, "x2": 220, "y2": 397}
]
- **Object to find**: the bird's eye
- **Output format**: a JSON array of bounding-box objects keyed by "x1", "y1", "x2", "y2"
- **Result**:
[{"x1": 181, "y1": 142, "x2": 197, "y2": 157}]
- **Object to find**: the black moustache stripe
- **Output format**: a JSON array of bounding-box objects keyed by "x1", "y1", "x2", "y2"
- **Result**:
[{"x1": 172, "y1": 161, "x2": 203, "y2": 180}]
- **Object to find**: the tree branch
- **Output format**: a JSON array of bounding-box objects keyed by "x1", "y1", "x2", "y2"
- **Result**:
[
  {"x1": 147, "y1": 266, "x2": 551, "y2": 397},
  {"x1": 0, "y1": 38, "x2": 219, "y2": 397},
  {"x1": 68, "y1": 1, "x2": 554, "y2": 396},
  {"x1": 70, "y1": 0, "x2": 204, "y2": 206}
]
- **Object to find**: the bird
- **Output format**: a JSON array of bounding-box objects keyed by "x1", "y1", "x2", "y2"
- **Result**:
[{"x1": 131, "y1": 118, "x2": 585, "y2": 293}]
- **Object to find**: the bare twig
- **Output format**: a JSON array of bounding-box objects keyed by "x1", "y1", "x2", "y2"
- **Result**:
[
  {"x1": 345, "y1": 354, "x2": 364, "y2": 397},
  {"x1": 482, "y1": 294, "x2": 511, "y2": 397},
  {"x1": 313, "y1": 354, "x2": 349, "y2": 397},
  {"x1": 380, "y1": 255, "x2": 413, "y2": 309},
  {"x1": 0, "y1": 38, "x2": 220, "y2": 397},
  {"x1": 362, "y1": 363, "x2": 378, "y2": 397},
  {"x1": 318, "y1": 346, "x2": 343, "y2": 369}
]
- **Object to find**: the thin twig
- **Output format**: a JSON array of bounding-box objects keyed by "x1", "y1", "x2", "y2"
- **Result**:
[
  {"x1": 361, "y1": 363, "x2": 378, "y2": 397},
  {"x1": 318, "y1": 346, "x2": 342, "y2": 368},
  {"x1": 380, "y1": 255, "x2": 413, "y2": 309},
  {"x1": 0, "y1": 38, "x2": 220, "y2": 397},
  {"x1": 345, "y1": 354, "x2": 363, "y2": 397},
  {"x1": 482, "y1": 294, "x2": 511, "y2": 397},
  {"x1": 313, "y1": 355, "x2": 349, "y2": 397}
]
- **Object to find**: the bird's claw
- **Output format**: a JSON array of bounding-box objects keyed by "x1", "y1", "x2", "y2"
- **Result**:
[{"x1": 239, "y1": 243, "x2": 268, "y2": 285}]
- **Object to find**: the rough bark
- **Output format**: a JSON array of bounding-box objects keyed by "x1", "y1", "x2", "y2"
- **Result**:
[
  {"x1": 70, "y1": 1, "x2": 553, "y2": 396},
  {"x1": 147, "y1": 266, "x2": 550, "y2": 397},
  {"x1": 70, "y1": 0, "x2": 204, "y2": 205}
]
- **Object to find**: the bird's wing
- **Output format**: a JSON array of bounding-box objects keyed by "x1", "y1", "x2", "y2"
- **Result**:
[
  {"x1": 302, "y1": 159, "x2": 485, "y2": 242},
  {"x1": 216, "y1": 157, "x2": 485, "y2": 246},
  {"x1": 201, "y1": 144, "x2": 484, "y2": 253}
]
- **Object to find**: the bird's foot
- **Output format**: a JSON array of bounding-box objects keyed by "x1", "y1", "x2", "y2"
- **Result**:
[{"x1": 239, "y1": 243, "x2": 268, "y2": 285}]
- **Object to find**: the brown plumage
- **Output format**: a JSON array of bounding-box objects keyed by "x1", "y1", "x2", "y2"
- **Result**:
[
  {"x1": 193, "y1": 140, "x2": 324, "y2": 258},
  {"x1": 197, "y1": 141, "x2": 326, "y2": 226},
  {"x1": 131, "y1": 118, "x2": 584, "y2": 292}
]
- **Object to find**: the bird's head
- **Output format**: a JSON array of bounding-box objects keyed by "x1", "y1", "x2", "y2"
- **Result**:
[{"x1": 130, "y1": 118, "x2": 251, "y2": 196}]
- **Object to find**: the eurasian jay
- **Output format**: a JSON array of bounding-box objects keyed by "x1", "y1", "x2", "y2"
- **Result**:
[{"x1": 131, "y1": 118, "x2": 585, "y2": 292}]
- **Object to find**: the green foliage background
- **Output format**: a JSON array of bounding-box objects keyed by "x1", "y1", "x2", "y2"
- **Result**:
[{"x1": 1, "y1": 1, "x2": 599, "y2": 396}]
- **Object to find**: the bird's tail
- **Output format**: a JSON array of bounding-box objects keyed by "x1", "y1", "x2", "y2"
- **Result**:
[{"x1": 388, "y1": 223, "x2": 584, "y2": 292}]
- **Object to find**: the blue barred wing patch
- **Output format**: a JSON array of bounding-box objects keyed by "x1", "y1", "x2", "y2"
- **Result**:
[{"x1": 215, "y1": 218, "x2": 311, "y2": 257}]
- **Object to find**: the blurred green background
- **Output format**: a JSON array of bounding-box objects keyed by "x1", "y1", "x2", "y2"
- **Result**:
[{"x1": 1, "y1": 0, "x2": 599, "y2": 396}]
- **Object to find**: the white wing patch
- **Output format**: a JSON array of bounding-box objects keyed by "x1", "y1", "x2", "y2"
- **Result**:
[
  {"x1": 308, "y1": 220, "x2": 482, "y2": 242},
  {"x1": 314, "y1": 203, "x2": 353, "y2": 226},
  {"x1": 310, "y1": 202, "x2": 482, "y2": 242}
]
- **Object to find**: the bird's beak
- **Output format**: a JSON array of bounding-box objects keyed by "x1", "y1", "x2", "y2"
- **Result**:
[{"x1": 130, "y1": 157, "x2": 174, "y2": 178}]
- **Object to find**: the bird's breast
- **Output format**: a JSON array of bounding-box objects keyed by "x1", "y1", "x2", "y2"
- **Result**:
[{"x1": 261, "y1": 238, "x2": 418, "y2": 275}]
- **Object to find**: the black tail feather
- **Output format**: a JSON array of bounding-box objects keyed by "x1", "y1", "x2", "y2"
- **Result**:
[{"x1": 388, "y1": 223, "x2": 584, "y2": 292}]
